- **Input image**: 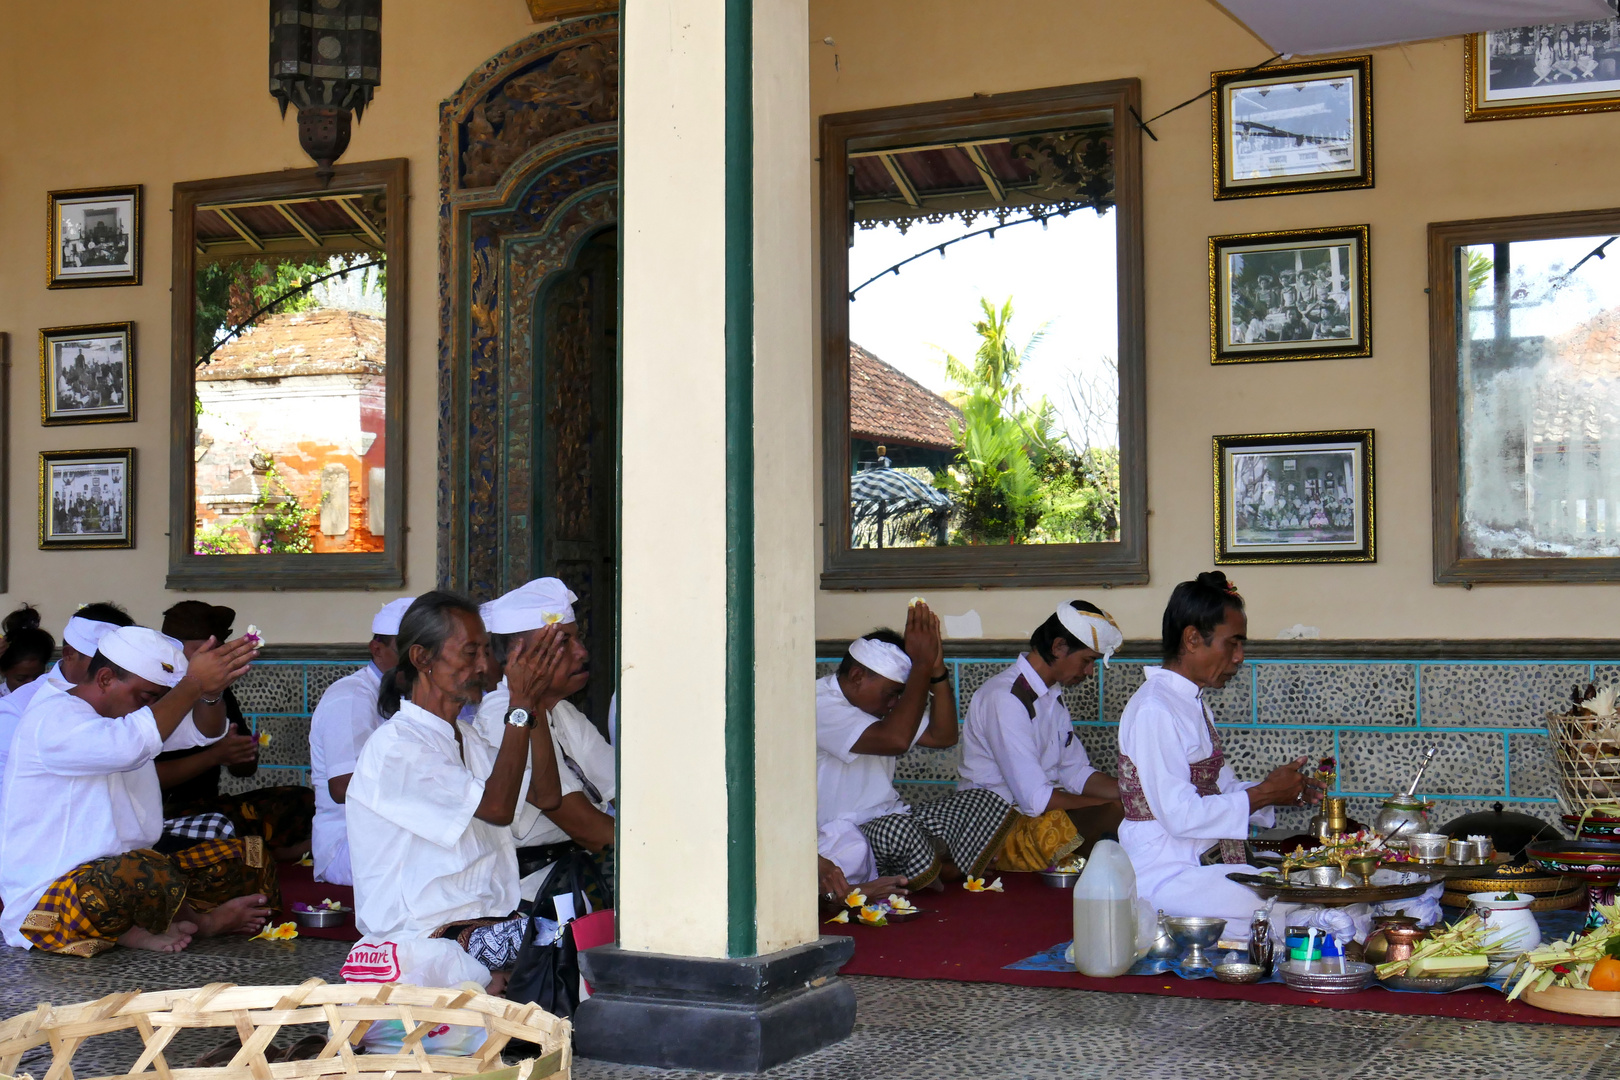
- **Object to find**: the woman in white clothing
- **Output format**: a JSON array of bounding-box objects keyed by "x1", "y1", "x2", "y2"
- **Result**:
[{"x1": 1116, "y1": 572, "x2": 1323, "y2": 938}]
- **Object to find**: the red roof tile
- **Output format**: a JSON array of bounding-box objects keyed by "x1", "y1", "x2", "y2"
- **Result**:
[
  {"x1": 849, "y1": 342, "x2": 962, "y2": 452},
  {"x1": 199, "y1": 308, "x2": 385, "y2": 381}
]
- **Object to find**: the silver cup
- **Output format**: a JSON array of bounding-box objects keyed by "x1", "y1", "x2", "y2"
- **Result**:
[
  {"x1": 1448, "y1": 839, "x2": 1472, "y2": 864},
  {"x1": 1409, "y1": 833, "x2": 1449, "y2": 863},
  {"x1": 1468, "y1": 838, "x2": 1493, "y2": 864}
]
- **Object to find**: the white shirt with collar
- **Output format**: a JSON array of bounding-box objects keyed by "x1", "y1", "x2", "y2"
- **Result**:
[
  {"x1": 309, "y1": 661, "x2": 385, "y2": 883},
  {"x1": 0, "y1": 664, "x2": 71, "y2": 805},
  {"x1": 0, "y1": 688, "x2": 166, "y2": 948},
  {"x1": 814, "y1": 674, "x2": 920, "y2": 828},
  {"x1": 1116, "y1": 665, "x2": 1272, "y2": 903},
  {"x1": 346, "y1": 698, "x2": 518, "y2": 938},
  {"x1": 958, "y1": 654, "x2": 1097, "y2": 818}
]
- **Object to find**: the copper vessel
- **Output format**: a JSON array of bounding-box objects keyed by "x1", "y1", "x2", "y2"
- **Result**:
[{"x1": 1361, "y1": 916, "x2": 1422, "y2": 967}]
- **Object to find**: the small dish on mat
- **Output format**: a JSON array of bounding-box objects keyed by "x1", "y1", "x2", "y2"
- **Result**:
[
  {"x1": 1213, "y1": 962, "x2": 1264, "y2": 984},
  {"x1": 1280, "y1": 959, "x2": 1374, "y2": 995}
]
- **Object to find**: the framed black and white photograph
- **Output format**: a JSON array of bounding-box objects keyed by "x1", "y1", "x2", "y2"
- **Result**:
[
  {"x1": 1465, "y1": 6, "x2": 1620, "y2": 121},
  {"x1": 47, "y1": 186, "x2": 141, "y2": 289},
  {"x1": 1210, "y1": 225, "x2": 1370, "y2": 364},
  {"x1": 39, "y1": 323, "x2": 134, "y2": 425},
  {"x1": 40, "y1": 448, "x2": 134, "y2": 550},
  {"x1": 1214, "y1": 431, "x2": 1374, "y2": 565},
  {"x1": 1212, "y1": 56, "x2": 1372, "y2": 200}
]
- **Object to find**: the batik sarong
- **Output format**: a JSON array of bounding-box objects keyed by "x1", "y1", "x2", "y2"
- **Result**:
[
  {"x1": 857, "y1": 813, "x2": 942, "y2": 888},
  {"x1": 911, "y1": 787, "x2": 1020, "y2": 879}
]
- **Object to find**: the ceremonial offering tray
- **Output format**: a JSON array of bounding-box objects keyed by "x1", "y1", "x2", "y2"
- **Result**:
[
  {"x1": 1521, "y1": 985, "x2": 1620, "y2": 1017},
  {"x1": 1213, "y1": 962, "x2": 1265, "y2": 985},
  {"x1": 1227, "y1": 869, "x2": 1441, "y2": 907},
  {"x1": 1526, "y1": 838, "x2": 1620, "y2": 879},
  {"x1": 1376, "y1": 972, "x2": 1486, "y2": 993},
  {"x1": 1280, "y1": 958, "x2": 1375, "y2": 995},
  {"x1": 291, "y1": 902, "x2": 350, "y2": 928},
  {"x1": 884, "y1": 906, "x2": 925, "y2": 922}
]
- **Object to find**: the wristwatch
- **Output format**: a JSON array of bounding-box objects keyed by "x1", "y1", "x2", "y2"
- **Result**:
[{"x1": 505, "y1": 707, "x2": 533, "y2": 729}]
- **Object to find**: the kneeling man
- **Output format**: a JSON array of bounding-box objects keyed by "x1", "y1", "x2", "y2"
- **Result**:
[
  {"x1": 1118, "y1": 572, "x2": 1319, "y2": 933},
  {"x1": 0, "y1": 627, "x2": 270, "y2": 955},
  {"x1": 959, "y1": 601, "x2": 1126, "y2": 872}
]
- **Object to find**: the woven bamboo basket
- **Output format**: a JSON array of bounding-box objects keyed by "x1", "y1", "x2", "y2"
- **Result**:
[
  {"x1": 0, "y1": 980, "x2": 570, "y2": 1080},
  {"x1": 1545, "y1": 710, "x2": 1620, "y2": 813}
]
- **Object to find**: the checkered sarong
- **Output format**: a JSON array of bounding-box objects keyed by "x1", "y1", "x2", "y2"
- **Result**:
[
  {"x1": 162, "y1": 812, "x2": 236, "y2": 842},
  {"x1": 911, "y1": 788, "x2": 1020, "y2": 879},
  {"x1": 857, "y1": 814, "x2": 941, "y2": 888}
]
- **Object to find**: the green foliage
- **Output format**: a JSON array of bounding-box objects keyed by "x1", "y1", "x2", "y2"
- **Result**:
[
  {"x1": 194, "y1": 253, "x2": 383, "y2": 365},
  {"x1": 193, "y1": 522, "x2": 246, "y2": 556},
  {"x1": 1466, "y1": 249, "x2": 1494, "y2": 307},
  {"x1": 253, "y1": 458, "x2": 318, "y2": 554}
]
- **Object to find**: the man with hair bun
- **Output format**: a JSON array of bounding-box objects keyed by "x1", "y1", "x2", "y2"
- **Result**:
[
  {"x1": 959, "y1": 600, "x2": 1125, "y2": 873},
  {"x1": 1117, "y1": 571, "x2": 1322, "y2": 937}
]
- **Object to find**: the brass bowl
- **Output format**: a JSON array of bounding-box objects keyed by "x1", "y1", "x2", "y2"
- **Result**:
[{"x1": 1213, "y1": 962, "x2": 1265, "y2": 985}]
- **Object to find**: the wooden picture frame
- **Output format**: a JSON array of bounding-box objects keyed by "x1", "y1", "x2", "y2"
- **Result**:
[
  {"x1": 1213, "y1": 430, "x2": 1375, "y2": 565},
  {"x1": 1212, "y1": 56, "x2": 1373, "y2": 200},
  {"x1": 1209, "y1": 225, "x2": 1370, "y2": 365},
  {"x1": 47, "y1": 186, "x2": 141, "y2": 288},
  {"x1": 168, "y1": 159, "x2": 407, "y2": 589},
  {"x1": 40, "y1": 447, "x2": 134, "y2": 550},
  {"x1": 1430, "y1": 205, "x2": 1620, "y2": 584},
  {"x1": 819, "y1": 80, "x2": 1147, "y2": 589},
  {"x1": 1465, "y1": 17, "x2": 1620, "y2": 122},
  {"x1": 40, "y1": 322, "x2": 135, "y2": 425}
]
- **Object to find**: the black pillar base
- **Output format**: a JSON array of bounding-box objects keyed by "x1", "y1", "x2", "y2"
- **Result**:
[{"x1": 574, "y1": 935, "x2": 856, "y2": 1073}]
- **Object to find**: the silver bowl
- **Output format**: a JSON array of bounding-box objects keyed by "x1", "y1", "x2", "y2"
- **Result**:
[
  {"x1": 292, "y1": 907, "x2": 347, "y2": 928},
  {"x1": 1038, "y1": 869, "x2": 1080, "y2": 889},
  {"x1": 1280, "y1": 958, "x2": 1374, "y2": 995},
  {"x1": 1163, "y1": 916, "x2": 1226, "y2": 972},
  {"x1": 1213, "y1": 962, "x2": 1265, "y2": 984}
]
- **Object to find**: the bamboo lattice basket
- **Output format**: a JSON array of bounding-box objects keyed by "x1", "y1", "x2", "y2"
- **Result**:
[
  {"x1": 1546, "y1": 710, "x2": 1620, "y2": 813},
  {"x1": 0, "y1": 980, "x2": 570, "y2": 1080}
]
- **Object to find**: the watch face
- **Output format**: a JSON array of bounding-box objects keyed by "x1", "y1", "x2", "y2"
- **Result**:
[{"x1": 508, "y1": 708, "x2": 531, "y2": 727}]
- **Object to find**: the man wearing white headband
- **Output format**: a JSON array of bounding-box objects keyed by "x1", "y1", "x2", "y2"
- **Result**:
[
  {"x1": 816, "y1": 601, "x2": 1015, "y2": 899},
  {"x1": 307, "y1": 596, "x2": 414, "y2": 885},
  {"x1": 0, "y1": 627, "x2": 269, "y2": 956},
  {"x1": 958, "y1": 600, "x2": 1125, "y2": 873},
  {"x1": 469, "y1": 577, "x2": 612, "y2": 910}
]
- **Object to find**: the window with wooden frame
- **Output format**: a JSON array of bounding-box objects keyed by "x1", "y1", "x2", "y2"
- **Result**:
[
  {"x1": 819, "y1": 81, "x2": 1146, "y2": 589},
  {"x1": 1431, "y1": 206, "x2": 1620, "y2": 584}
]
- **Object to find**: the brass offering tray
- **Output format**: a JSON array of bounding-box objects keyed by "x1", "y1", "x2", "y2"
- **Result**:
[{"x1": 1226, "y1": 870, "x2": 1444, "y2": 907}]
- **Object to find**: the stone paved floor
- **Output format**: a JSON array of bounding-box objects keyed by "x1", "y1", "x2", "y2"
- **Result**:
[{"x1": 0, "y1": 939, "x2": 1615, "y2": 1080}]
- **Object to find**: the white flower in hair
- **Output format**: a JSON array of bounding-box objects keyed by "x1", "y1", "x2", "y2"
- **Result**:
[
  {"x1": 542, "y1": 611, "x2": 564, "y2": 625},
  {"x1": 244, "y1": 624, "x2": 265, "y2": 647}
]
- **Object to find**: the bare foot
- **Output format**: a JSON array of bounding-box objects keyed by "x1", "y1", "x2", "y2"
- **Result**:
[
  {"x1": 118, "y1": 926, "x2": 192, "y2": 952},
  {"x1": 192, "y1": 894, "x2": 272, "y2": 937},
  {"x1": 923, "y1": 879, "x2": 946, "y2": 893},
  {"x1": 173, "y1": 920, "x2": 199, "y2": 935},
  {"x1": 485, "y1": 970, "x2": 509, "y2": 996}
]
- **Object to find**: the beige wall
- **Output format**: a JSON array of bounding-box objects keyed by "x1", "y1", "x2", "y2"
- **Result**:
[
  {"x1": 808, "y1": 0, "x2": 1620, "y2": 643},
  {"x1": 0, "y1": 0, "x2": 532, "y2": 641}
]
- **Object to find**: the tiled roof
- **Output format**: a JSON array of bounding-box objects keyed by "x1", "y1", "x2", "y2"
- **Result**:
[
  {"x1": 849, "y1": 342, "x2": 962, "y2": 452},
  {"x1": 1549, "y1": 304, "x2": 1620, "y2": 381},
  {"x1": 199, "y1": 308, "x2": 385, "y2": 381}
]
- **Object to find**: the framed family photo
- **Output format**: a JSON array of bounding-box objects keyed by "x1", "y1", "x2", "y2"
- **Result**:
[
  {"x1": 1466, "y1": 8, "x2": 1620, "y2": 121},
  {"x1": 1210, "y1": 225, "x2": 1370, "y2": 365},
  {"x1": 1214, "y1": 430, "x2": 1374, "y2": 565},
  {"x1": 47, "y1": 186, "x2": 141, "y2": 289},
  {"x1": 1212, "y1": 55, "x2": 1372, "y2": 200},
  {"x1": 39, "y1": 323, "x2": 134, "y2": 425},
  {"x1": 40, "y1": 448, "x2": 134, "y2": 550}
]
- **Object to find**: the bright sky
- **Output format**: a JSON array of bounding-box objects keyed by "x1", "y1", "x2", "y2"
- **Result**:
[
  {"x1": 1466, "y1": 234, "x2": 1620, "y2": 342},
  {"x1": 848, "y1": 209, "x2": 1120, "y2": 446}
]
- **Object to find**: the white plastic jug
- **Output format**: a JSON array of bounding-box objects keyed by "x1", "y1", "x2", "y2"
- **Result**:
[{"x1": 1071, "y1": 839, "x2": 1152, "y2": 977}]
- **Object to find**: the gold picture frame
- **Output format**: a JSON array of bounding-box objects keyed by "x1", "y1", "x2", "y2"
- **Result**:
[
  {"x1": 47, "y1": 185, "x2": 141, "y2": 289},
  {"x1": 39, "y1": 322, "x2": 135, "y2": 426},
  {"x1": 1465, "y1": 19, "x2": 1620, "y2": 122},
  {"x1": 39, "y1": 447, "x2": 134, "y2": 550},
  {"x1": 1209, "y1": 225, "x2": 1370, "y2": 365},
  {"x1": 1212, "y1": 56, "x2": 1372, "y2": 200},
  {"x1": 1213, "y1": 430, "x2": 1375, "y2": 565}
]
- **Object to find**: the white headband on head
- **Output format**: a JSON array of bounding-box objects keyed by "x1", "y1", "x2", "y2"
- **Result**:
[
  {"x1": 63, "y1": 615, "x2": 119, "y2": 656},
  {"x1": 371, "y1": 597, "x2": 416, "y2": 636},
  {"x1": 97, "y1": 626, "x2": 188, "y2": 689},
  {"x1": 483, "y1": 577, "x2": 578, "y2": 634},
  {"x1": 1056, "y1": 603, "x2": 1123, "y2": 666},
  {"x1": 848, "y1": 637, "x2": 911, "y2": 684}
]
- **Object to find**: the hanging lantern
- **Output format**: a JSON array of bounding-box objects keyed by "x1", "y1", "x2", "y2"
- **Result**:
[{"x1": 269, "y1": 0, "x2": 381, "y2": 185}]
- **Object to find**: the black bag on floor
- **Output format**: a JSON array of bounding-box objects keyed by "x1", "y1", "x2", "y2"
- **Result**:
[{"x1": 505, "y1": 848, "x2": 608, "y2": 1018}]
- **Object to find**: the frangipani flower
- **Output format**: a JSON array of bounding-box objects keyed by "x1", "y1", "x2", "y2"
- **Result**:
[
  {"x1": 825, "y1": 910, "x2": 849, "y2": 924},
  {"x1": 985, "y1": 877, "x2": 1004, "y2": 892},
  {"x1": 908, "y1": 596, "x2": 926, "y2": 607},
  {"x1": 251, "y1": 921, "x2": 298, "y2": 941},
  {"x1": 888, "y1": 895, "x2": 915, "y2": 912},
  {"x1": 257, "y1": 731, "x2": 272, "y2": 748},
  {"x1": 844, "y1": 889, "x2": 867, "y2": 909},
  {"x1": 243, "y1": 624, "x2": 264, "y2": 647},
  {"x1": 542, "y1": 612, "x2": 564, "y2": 625},
  {"x1": 320, "y1": 898, "x2": 343, "y2": 910},
  {"x1": 298, "y1": 853, "x2": 313, "y2": 867},
  {"x1": 857, "y1": 906, "x2": 887, "y2": 926},
  {"x1": 964, "y1": 876, "x2": 1005, "y2": 893}
]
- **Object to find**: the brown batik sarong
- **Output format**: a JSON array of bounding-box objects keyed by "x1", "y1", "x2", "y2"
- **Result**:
[{"x1": 21, "y1": 836, "x2": 279, "y2": 956}]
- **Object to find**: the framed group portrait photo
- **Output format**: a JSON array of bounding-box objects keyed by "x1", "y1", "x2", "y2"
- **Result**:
[
  {"x1": 1210, "y1": 224, "x2": 1370, "y2": 365},
  {"x1": 1465, "y1": 8, "x2": 1620, "y2": 121},
  {"x1": 1212, "y1": 55, "x2": 1372, "y2": 200},
  {"x1": 39, "y1": 323, "x2": 134, "y2": 425},
  {"x1": 40, "y1": 448, "x2": 134, "y2": 550},
  {"x1": 47, "y1": 186, "x2": 141, "y2": 289},
  {"x1": 1214, "y1": 430, "x2": 1375, "y2": 565}
]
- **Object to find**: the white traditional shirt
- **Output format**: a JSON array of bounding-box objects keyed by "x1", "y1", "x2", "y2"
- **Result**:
[
  {"x1": 469, "y1": 680, "x2": 615, "y2": 848},
  {"x1": 0, "y1": 689, "x2": 166, "y2": 948},
  {"x1": 0, "y1": 665, "x2": 70, "y2": 806},
  {"x1": 1116, "y1": 666, "x2": 1273, "y2": 900},
  {"x1": 346, "y1": 698, "x2": 517, "y2": 937},
  {"x1": 814, "y1": 674, "x2": 920, "y2": 828},
  {"x1": 309, "y1": 662, "x2": 386, "y2": 881},
  {"x1": 958, "y1": 655, "x2": 1096, "y2": 817}
]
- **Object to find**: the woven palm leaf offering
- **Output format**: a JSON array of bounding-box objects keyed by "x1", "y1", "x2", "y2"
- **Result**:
[
  {"x1": 0, "y1": 979, "x2": 571, "y2": 1080},
  {"x1": 1507, "y1": 901, "x2": 1620, "y2": 1015},
  {"x1": 1548, "y1": 684, "x2": 1620, "y2": 809}
]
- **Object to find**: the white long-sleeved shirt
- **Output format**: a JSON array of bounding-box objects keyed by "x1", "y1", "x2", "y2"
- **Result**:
[
  {"x1": 814, "y1": 674, "x2": 923, "y2": 828},
  {"x1": 1117, "y1": 666, "x2": 1272, "y2": 899},
  {"x1": 958, "y1": 655, "x2": 1096, "y2": 817},
  {"x1": 0, "y1": 665, "x2": 70, "y2": 807},
  {"x1": 346, "y1": 699, "x2": 517, "y2": 938},
  {"x1": 308, "y1": 662, "x2": 385, "y2": 880},
  {"x1": 0, "y1": 689, "x2": 166, "y2": 947}
]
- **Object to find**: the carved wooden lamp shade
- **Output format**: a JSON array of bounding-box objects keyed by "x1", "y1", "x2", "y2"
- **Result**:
[{"x1": 269, "y1": 0, "x2": 381, "y2": 184}]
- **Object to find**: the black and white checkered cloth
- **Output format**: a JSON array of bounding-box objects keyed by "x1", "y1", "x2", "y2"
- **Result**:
[
  {"x1": 857, "y1": 813, "x2": 942, "y2": 888},
  {"x1": 912, "y1": 788, "x2": 1018, "y2": 879},
  {"x1": 161, "y1": 812, "x2": 236, "y2": 842}
]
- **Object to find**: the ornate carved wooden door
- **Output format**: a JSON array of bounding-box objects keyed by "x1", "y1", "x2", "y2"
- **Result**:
[{"x1": 537, "y1": 228, "x2": 618, "y2": 728}]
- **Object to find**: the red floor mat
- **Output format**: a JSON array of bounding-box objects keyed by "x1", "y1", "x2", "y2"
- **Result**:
[
  {"x1": 277, "y1": 861, "x2": 360, "y2": 941},
  {"x1": 824, "y1": 871, "x2": 1620, "y2": 1026}
]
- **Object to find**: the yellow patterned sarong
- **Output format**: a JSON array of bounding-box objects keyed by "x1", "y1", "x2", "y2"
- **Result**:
[{"x1": 995, "y1": 809, "x2": 1081, "y2": 872}]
